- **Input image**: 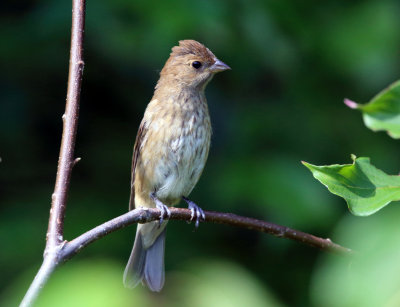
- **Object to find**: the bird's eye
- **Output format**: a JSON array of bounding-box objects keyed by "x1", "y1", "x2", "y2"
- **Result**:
[{"x1": 192, "y1": 61, "x2": 202, "y2": 69}]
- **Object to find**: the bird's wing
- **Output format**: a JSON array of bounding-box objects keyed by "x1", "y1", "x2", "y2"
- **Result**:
[{"x1": 129, "y1": 119, "x2": 148, "y2": 210}]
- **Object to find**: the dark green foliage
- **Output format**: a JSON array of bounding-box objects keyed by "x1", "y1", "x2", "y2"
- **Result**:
[{"x1": 1, "y1": 0, "x2": 400, "y2": 306}]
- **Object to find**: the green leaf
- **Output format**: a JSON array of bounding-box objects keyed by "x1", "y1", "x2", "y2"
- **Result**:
[
  {"x1": 302, "y1": 155, "x2": 400, "y2": 216},
  {"x1": 344, "y1": 80, "x2": 400, "y2": 138}
]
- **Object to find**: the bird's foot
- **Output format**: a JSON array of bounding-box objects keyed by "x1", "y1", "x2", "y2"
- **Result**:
[
  {"x1": 182, "y1": 196, "x2": 205, "y2": 228},
  {"x1": 150, "y1": 193, "x2": 171, "y2": 225}
]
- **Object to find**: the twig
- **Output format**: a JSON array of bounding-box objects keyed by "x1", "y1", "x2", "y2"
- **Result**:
[
  {"x1": 46, "y1": 0, "x2": 85, "y2": 254},
  {"x1": 23, "y1": 206, "x2": 353, "y2": 306},
  {"x1": 24, "y1": 206, "x2": 352, "y2": 302},
  {"x1": 22, "y1": 207, "x2": 353, "y2": 306},
  {"x1": 60, "y1": 208, "x2": 352, "y2": 260},
  {"x1": 20, "y1": 0, "x2": 86, "y2": 306}
]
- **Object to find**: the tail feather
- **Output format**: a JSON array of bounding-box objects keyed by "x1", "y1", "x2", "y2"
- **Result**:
[
  {"x1": 143, "y1": 229, "x2": 165, "y2": 292},
  {"x1": 123, "y1": 223, "x2": 166, "y2": 292},
  {"x1": 123, "y1": 228, "x2": 146, "y2": 288}
]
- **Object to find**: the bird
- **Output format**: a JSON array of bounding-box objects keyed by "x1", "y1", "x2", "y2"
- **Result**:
[{"x1": 123, "y1": 39, "x2": 230, "y2": 292}]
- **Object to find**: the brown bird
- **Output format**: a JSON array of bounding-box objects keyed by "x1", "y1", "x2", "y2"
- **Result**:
[{"x1": 123, "y1": 40, "x2": 230, "y2": 291}]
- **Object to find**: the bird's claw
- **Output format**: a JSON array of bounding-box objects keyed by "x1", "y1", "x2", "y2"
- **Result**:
[
  {"x1": 151, "y1": 193, "x2": 171, "y2": 225},
  {"x1": 182, "y1": 197, "x2": 205, "y2": 228},
  {"x1": 156, "y1": 202, "x2": 171, "y2": 225}
]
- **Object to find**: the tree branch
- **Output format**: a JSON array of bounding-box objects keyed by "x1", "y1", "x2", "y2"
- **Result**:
[
  {"x1": 46, "y1": 0, "x2": 85, "y2": 254},
  {"x1": 60, "y1": 208, "x2": 352, "y2": 261},
  {"x1": 22, "y1": 208, "x2": 352, "y2": 307},
  {"x1": 20, "y1": 0, "x2": 85, "y2": 306}
]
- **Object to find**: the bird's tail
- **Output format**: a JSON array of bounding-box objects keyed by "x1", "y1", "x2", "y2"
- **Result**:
[{"x1": 123, "y1": 222, "x2": 167, "y2": 292}]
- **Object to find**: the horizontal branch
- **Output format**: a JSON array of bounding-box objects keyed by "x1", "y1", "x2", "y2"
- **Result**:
[{"x1": 60, "y1": 207, "x2": 352, "y2": 261}]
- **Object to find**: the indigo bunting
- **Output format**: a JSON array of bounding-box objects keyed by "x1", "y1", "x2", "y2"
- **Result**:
[{"x1": 123, "y1": 40, "x2": 230, "y2": 291}]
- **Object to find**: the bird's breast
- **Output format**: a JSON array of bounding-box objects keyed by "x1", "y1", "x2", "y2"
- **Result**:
[{"x1": 152, "y1": 98, "x2": 211, "y2": 202}]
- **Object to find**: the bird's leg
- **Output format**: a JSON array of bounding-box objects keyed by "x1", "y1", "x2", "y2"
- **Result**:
[
  {"x1": 150, "y1": 192, "x2": 171, "y2": 225},
  {"x1": 182, "y1": 196, "x2": 205, "y2": 228}
]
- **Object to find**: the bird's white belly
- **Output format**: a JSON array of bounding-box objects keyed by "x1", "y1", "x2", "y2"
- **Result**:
[{"x1": 154, "y1": 119, "x2": 210, "y2": 201}]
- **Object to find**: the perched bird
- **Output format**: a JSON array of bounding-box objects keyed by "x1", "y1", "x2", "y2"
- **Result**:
[{"x1": 123, "y1": 40, "x2": 230, "y2": 291}]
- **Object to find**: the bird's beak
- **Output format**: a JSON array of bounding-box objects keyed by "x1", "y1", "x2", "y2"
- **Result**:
[{"x1": 210, "y1": 59, "x2": 231, "y2": 73}]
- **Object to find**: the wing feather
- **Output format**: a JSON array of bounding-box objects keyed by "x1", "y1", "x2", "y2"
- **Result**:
[{"x1": 129, "y1": 120, "x2": 148, "y2": 210}]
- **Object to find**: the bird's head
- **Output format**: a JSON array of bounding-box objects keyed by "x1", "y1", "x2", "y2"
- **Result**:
[{"x1": 158, "y1": 40, "x2": 230, "y2": 90}]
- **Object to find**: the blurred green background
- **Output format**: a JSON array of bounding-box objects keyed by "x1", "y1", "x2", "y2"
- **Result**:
[{"x1": 1, "y1": 0, "x2": 400, "y2": 306}]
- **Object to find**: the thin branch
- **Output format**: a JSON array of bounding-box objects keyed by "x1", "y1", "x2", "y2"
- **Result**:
[
  {"x1": 46, "y1": 0, "x2": 85, "y2": 254},
  {"x1": 19, "y1": 255, "x2": 58, "y2": 307},
  {"x1": 20, "y1": 1, "x2": 86, "y2": 306},
  {"x1": 60, "y1": 207, "x2": 352, "y2": 261},
  {"x1": 22, "y1": 208, "x2": 352, "y2": 306}
]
